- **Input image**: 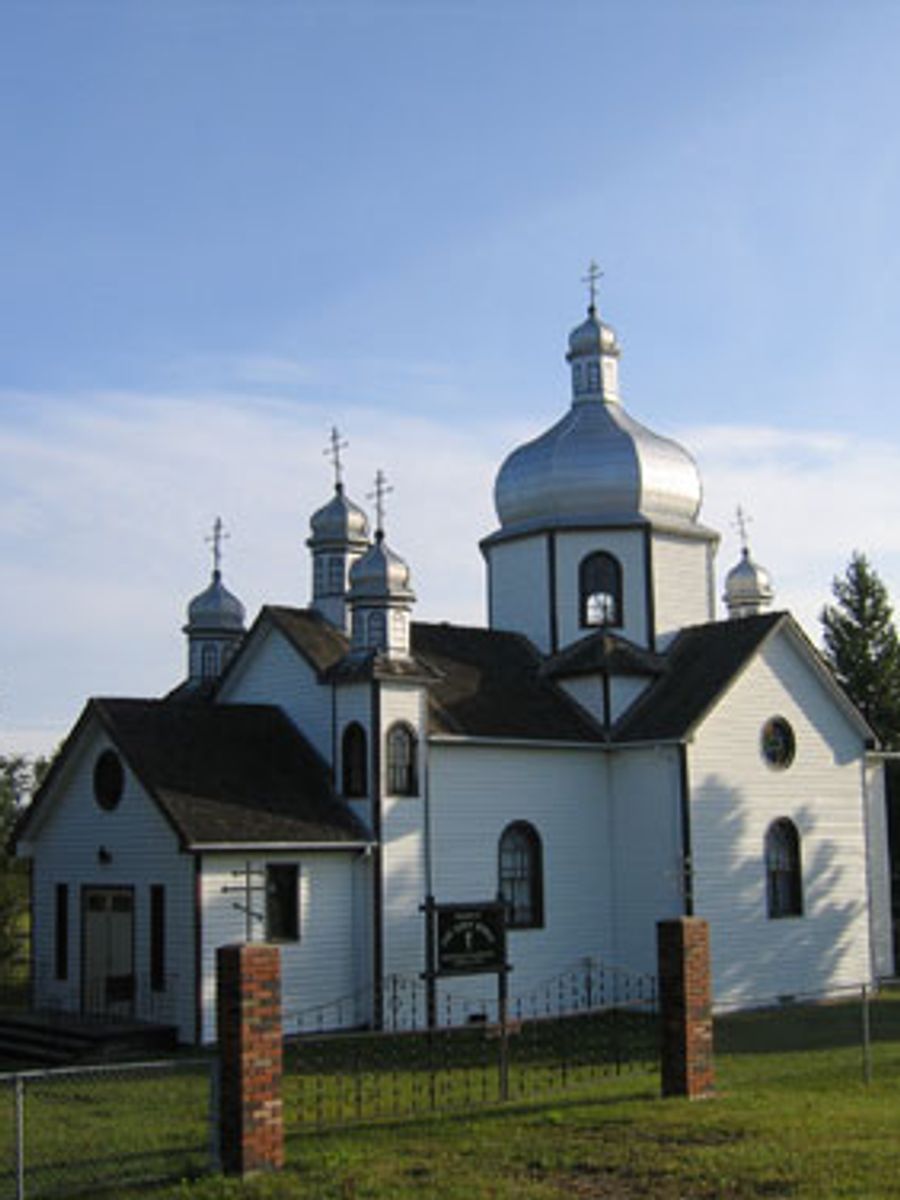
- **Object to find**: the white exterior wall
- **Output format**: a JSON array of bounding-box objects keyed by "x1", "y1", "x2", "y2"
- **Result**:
[
  {"x1": 608, "y1": 747, "x2": 684, "y2": 973},
  {"x1": 864, "y1": 759, "x2": 894, "y2": 977},
  {"x1": 198, "y1": 849, "x2": 365, "y2": 1042},
  {"x1": 379, "y1": 684, "x2": 428, "y2": 982},
  {"x1": 217, "y1": 625, "x2": 333, "y2": 762},
  {"x1": 555, "y1": 530, "x2": 648, "y2": 650},
  {"x1": 19, "y1": 722, "x2": 196, "y2": 1041},
  {"x1": 651, "y1": 532, "x2": 715, "y2": 647},
  {"x1": 689, "y1": 632, "x2": 874, "y2": 1008},
  {"x1": 486, "y1": 536, "x2": 551, "y2": 651},
  {"x1": 427, "y1": 742, "x2": 613, "y2": 1010}
]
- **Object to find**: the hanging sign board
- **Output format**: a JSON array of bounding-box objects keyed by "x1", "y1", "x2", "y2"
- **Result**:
[{"x1": 435, "y1": 902, "x2": 506, "y2": 977}]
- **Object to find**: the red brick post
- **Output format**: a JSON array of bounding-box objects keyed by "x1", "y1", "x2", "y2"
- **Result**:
[
  {"x1": 216, "y1": 943, "x2": 284, "y2": 1175},
  {"x1": 657, "y1": 917, "x2": 714, "y2": 1099}
]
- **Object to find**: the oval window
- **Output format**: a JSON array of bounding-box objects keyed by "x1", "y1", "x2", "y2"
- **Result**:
[
  {"x1": 93, "y1": 750, "x2": 124, "y2": 811},
  {"x1": 761, "y1": 717, "x2": 795, "y2": 769}
]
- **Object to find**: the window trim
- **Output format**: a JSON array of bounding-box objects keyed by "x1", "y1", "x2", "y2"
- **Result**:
[
  {"x1": 385, "y1": 722, "x2": 418, "y2": 797},
  {"x1": 579, "y1": 551, "x2": 623, "y2": 629},
  {"x1": 498, "y1": 821, "x2": 544, "y2": 930},
  {"x1": 765, "y1": 818, "x2": 803, "y2": 919}
]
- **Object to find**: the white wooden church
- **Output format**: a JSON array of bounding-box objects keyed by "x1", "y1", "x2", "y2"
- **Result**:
[{"x1": 14, "y1": 295, "x2": 893, "y2": 1043}]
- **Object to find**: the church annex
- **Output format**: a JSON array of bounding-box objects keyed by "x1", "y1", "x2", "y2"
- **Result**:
[{"x1": 14, "y1": 295, "x2": 893, "y2": 1043}]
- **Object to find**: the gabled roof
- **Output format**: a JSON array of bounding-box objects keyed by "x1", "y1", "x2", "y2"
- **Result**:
[
  {"x1": 540, "y1": 629, "x2": 665, "y2": 682},
  {"x1": 411, "y1": 622, "x2": 605, "y2": 742},
  {"x1": 261, "y1": 605, "x2": 350, "y2": 675},
  {"x1": 613, "y1": 611, "x2": 829, "y2": 743},
  {"x1": 18, "y1": 698, "x2": 369, "y2": 850}
]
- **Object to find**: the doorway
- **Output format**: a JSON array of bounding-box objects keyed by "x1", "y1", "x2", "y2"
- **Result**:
[{"x1": 82, "y1": 887, "x2": 135, "y2": 1018}]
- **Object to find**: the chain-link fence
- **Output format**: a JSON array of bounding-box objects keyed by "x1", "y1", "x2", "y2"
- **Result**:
[
  {"x1": 714, "y1": 978, "x2": 900, "y2": 1089},
  {"x1": 0, "y1": 1058, "x2": 217, "y2": 1200}
]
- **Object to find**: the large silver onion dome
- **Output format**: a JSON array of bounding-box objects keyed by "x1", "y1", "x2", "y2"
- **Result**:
[
  {"x1": 348, "y1": 532, "x2": 415, "y2": 601},
  {"x1": 494, "y1": 307, "x2": 702, "y2": 531},
  {"x1": 186, "y1": 570, "x2": 246, "y2": 632},
  {"x1": 309, "y1": 483, "x2": 370, "y2": 547},
  {"x1": 724, "y1": 547, "x2": 774, "y2": 618}
]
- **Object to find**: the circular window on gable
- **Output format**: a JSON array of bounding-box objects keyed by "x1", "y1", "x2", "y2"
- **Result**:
[
  {"x1": 761, "y1": 717, "x2": 796, "y2": 769},
  {"x1": 93, "y1": 750, "x2": 124, "y2": 811}
]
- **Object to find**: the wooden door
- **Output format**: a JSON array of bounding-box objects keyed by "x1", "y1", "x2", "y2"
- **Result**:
[{"x1": 82, "y1": 888, "x2": 135, "y2": 1018}]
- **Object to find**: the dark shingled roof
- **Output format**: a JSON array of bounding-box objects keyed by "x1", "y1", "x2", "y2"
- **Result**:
[
  {"x1": 264, "y1": 605, "x2": 349, "y2": 674},
  {"x1": 541, "y1": 630, "x2": 666, "y2": 682},
  {"x1": 89, "y1": 698, "x2": 369, "y2": 847},
  {"x1": 410, "y1": 622, "x2": 604, "y2": 742},
  {"x1": 613, "y1": 612, "x2": 786, "y2": 742}
]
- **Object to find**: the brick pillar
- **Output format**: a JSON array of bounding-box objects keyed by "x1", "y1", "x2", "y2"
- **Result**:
[
  {"x1": 216, "y1": 943, "x2": 284, "y2": 1175},
  {"x1": 657, "y1": 917, "x2": 714, "y2": 1099}
]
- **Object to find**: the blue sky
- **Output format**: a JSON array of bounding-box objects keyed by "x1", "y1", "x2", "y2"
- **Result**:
[{"x1": 4, "y1": 1, "x2": 900, "y2": 754}]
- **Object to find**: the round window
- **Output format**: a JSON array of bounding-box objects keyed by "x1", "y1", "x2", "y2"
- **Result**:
[
  {"x1": 93, "y1": 750, "x2": 124, "y2": 811},
  {"x1": 761, "y1": 717, "x2": 795, "y2": 769}
]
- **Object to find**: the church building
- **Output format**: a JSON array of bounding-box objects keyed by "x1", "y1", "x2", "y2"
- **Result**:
[{"x1": 14, "y1": 293, "x2": 893, "y2": 1043}]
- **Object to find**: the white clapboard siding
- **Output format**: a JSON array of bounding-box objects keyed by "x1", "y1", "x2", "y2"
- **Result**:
[
  {"x1": 198, "y1": 850, "x2": 364, "y2": 1042},
  {"x1": 24, "y1": 721, "x2": 196, "y2": 1041},
  {"x1": 651, "y1": 532, "x2": 715, "y2": 648},
  {"x1": 689, "y1": 629, "x2": 873, "y2": 1007},
  {"x1": 487, "y1": 536, "x2": 551, "y2": 651},
  {"x1": 218, "y1": 624, "x2": 332, "y2": 761},
  {"x1": 427, "y1": 742, "x2": 613, "y2": 1010}
]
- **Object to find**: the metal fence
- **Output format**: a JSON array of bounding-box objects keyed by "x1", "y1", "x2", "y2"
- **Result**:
[
  {"x1": 284, "y1": 960, "x2": 660, "y2": 1135},
  {"x1": 0, "y1": 1058, "x2": 217, "y2": 1200}
]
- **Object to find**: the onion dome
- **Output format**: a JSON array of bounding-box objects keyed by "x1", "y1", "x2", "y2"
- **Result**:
[
  {"x1": 185, "y1": 569, "x2": 246, "y2": 633},
  {"x1": 348, "y1": 532, "x2": 415, "y2": 602},
  {"x1": 494, "y1": 306, "x2": 702, "y2": 533},
  {"x1": 308, "y1": 483, "x2": 370, "y2": 549},
  {"x1": 724, "y1": 547, "x2": 775, "y2": 619}
]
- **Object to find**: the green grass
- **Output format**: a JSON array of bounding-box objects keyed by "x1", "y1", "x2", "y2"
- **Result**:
[{"x1": 8, "y1": 993, "x2": 900, "y2": 1199}]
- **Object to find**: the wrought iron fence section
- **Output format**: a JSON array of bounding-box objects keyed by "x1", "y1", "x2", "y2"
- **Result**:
[{"x1": 0, "y1": 1058, "x2": 216, "y2": 1200}]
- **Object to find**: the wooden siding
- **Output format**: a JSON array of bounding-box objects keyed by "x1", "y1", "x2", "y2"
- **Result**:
[
  {"x1": 198, "y1": 850, "x2": 364, "y2": 1042},
  {"x1": 218, "y1": 624, "x2": 333, "y2": 761},
  {"x1": 689, "y1": 629, "x2": 874, "y2": 1007},
  {"x1": 23, "y1": 720, "x2": 196, "y2": 1040},
  {"x1": 486, "y1": 536, "x2": 551, "y2": 651},
  {"x1": 651, "y1": 532, "x2": 715, "y2": 648}
]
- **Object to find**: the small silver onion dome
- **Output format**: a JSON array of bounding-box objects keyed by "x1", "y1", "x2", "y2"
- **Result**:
[
  {"x1": 186, "y1": 570, "x2": 246, "y2": 632},
  {"x1": 348, "y1": 532, "x2": 415, "y2": 601},
  {"x1": 724, "y1": 547, "x2": 774, "y2": 618},
  {"x1": 494, "y1": 307, "x2": 702, "y2": 531},
  {"x1": 309, "y1": 483, "x2": 370, "y2": 547}
]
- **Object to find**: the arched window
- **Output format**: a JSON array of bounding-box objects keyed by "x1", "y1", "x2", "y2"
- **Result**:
[
  {"x1": 580, "y1": 552, "x2": 622, "y2": 628},
  {"x1": 342, "y1": 723, "x2": 367, "y2": 798},
  {"x1": 765, "y1": 818, "x2": 803, "y2": 919},
  {"x1": 200, "y1": 643, "x2": 219, "y2": 680},
  {"x1": 499, "y1": 822, "x2": 543, "y2": 929},
  {"x1": 386, "y1": 722, "x2": 418, "y2": 796},
  {"x1": 368, "y1": 610, "x2": 387, "y2": 649}
]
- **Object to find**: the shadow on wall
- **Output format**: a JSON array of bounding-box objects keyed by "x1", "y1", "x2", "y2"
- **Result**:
[{"x1": 690, "y1": 776, "x2": 866, "y2": 1009}]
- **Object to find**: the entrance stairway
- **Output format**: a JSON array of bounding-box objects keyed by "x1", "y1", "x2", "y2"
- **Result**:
[{"x1": 0, "y1": 1010, "x2": 178, "y2": 1069}]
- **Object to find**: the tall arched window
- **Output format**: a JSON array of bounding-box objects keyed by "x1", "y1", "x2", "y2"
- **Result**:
[
  {"x1": 499, "y1": 822, "x2": 543, "y2": 929},
  {"x1": 367, "y1": 610, "x2": 387, "y2": 649},
  {"x1": 341, "y1": 722, "x2": 367, "y2": 798},
  {"x1": 200, "y1": 643, "x2": 219, "y2": 680},
  {"x1": 386, "y1": 722, "x2": 418, "y2": 796},
  {"x1": 579, "y1": 552, "x2": 623, "y2": 628},
  {"x1": 765, "y1": 818, "x2": 803, "y2": 918}
]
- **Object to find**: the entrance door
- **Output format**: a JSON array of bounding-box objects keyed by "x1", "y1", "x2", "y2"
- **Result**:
[{"x1": 82, "y1": 888, "x2": 135, "y2": 1018}]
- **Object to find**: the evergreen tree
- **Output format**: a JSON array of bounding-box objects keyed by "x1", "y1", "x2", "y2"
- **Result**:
[{"x1": 821, "y1": 552, "x2": 900, "y2": 747}]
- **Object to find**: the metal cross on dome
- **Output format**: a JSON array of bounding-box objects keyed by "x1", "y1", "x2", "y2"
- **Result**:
[
  {"x1": 368, "y1": 468, "x2": 393, "y2": 535},
  {"x1": 733, "y1": 505, "x2": 752, "y2": 551},
  {"x1": 324, "y1": 425, "x2": 348, "y2": 488},
  {"x1": 205, "y1": 516, "x2": 229, "y2": 575},
  {"x1": 582, "y1": 260, "x2": 604, "y2": 312}
]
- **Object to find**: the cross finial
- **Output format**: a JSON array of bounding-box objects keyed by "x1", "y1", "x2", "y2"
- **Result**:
[
  {"x1": 324, "y1": 425, "x2": 348, "y2": 489},
  {"x1": 367, "y1": 469, "x2": 393, "y2": 536},
  {"x1": 582, "y1": 260, "x2": 603, "y2": 314},
  {"x1": 733, "y1": 505, "x2": 752, "y2": 552},
  {"x1": 206, "y1": 516, "x2": 229, "y2": 576}
]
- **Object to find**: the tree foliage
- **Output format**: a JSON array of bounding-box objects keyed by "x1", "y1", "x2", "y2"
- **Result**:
[
  {"x1": 821, "y1": 552, "x2": 900, "y2": 747},
  {"x1": 0, "y1": 753, "x2": 49, "y2": 970}
]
